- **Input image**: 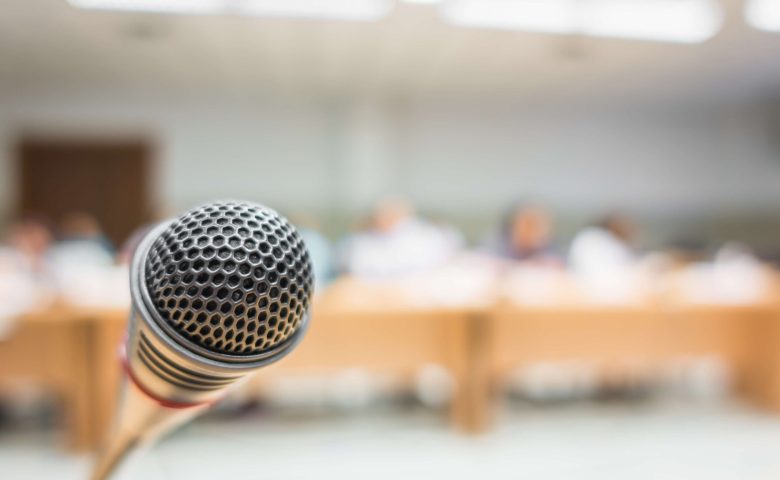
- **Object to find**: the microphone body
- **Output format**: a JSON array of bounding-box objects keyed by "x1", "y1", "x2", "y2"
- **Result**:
[{"x1": 93, "y1": 201, "x2": 313, "y2": 479}]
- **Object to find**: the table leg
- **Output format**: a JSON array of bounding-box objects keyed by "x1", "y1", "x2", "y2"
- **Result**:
[{"x1": 450, "y1": 312, "x2": 493, "y2": 434}]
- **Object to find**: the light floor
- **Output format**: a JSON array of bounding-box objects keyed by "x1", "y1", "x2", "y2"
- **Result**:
[{"x1": 3, "y1": 400, "x2": 780, "y2": 480}]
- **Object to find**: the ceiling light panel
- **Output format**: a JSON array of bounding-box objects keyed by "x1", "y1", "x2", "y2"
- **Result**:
[{"x1": 440, "y1": 0, "x2": 724, "y2": 43}]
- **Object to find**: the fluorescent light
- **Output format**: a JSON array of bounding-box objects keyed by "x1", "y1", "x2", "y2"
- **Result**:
[
  {"x1": 440, "y1": 0, "x2": 577, "y2": 34},
  {"x1": 583, "y1": 0, "x2": 723, "y2": 43},
  {"x1": 238, "y1": 0, "x2": 392, "y2": 21},
  {"x1": 66, "y1": 0, "x2": 394, "y2": 21},
  {"x1": 746, "y1": 0, "x2": 780, "y2": 32},
  {"x1": 67, "y1": 0, "x2": 224, "y2": 14},
  {"x1": 440, "y1": 0, "x2": 723, "y2": 43},
  {"x1": 401, "y1": 0, "x2": 445, "y2": 4}
]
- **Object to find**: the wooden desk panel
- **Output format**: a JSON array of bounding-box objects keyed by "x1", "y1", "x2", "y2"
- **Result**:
[
  {"x1": 252, "y1": 304, "x2": 491, "y2": 433},
  {"x1": 665, "y1": 305, "x2": 765, "y2": 383},
  {"x1": 0, "y1": 310, "x2": 92, "y2": 451},
  {"x1": 3, "y1": 285, "x2": 780, "y2": 452},
  {"x1": 738, "y1": 306, "x2": 780, "y2": 409},
  {"x1": 491, "y1": 303, "x2": 669, "y2": 377},
  {"x1": 266, "y1": 310, "x2": 463, "y2": 371}
]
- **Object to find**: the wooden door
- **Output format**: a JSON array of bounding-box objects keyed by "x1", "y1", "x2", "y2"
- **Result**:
[{"x1": 17, "y1": 139, "x2": 152, "y2": 247}]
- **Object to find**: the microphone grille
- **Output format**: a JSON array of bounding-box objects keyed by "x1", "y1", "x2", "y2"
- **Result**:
[{"x1": 144, "y1": 200, "x2": 313, "y2": 357}]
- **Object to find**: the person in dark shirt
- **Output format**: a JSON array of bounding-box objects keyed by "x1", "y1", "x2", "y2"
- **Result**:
[{"x1": 495, "y1": 203, "x2": 559, "y2": 265}]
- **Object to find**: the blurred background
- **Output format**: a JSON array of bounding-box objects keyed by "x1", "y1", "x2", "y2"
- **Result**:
[{"x1": 2, "y1": 0, "x2": 780, "y2": 478}]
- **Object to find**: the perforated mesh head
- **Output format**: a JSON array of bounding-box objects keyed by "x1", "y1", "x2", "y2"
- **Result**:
[{"x1": 144, "y1": 200, "x2": 313, "y2": 357}]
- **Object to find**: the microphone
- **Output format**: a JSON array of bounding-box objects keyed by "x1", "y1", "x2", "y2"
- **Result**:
[{"x1": 92, "y1": 200, "x2": 314, "y2": 480}]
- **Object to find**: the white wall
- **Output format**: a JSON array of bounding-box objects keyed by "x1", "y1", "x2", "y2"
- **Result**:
[
  {"x1": 0, "y1": 94, "x2": 338, "y2": 214},
  {"x1": 1, "y1": 92, "x2": 779, "y2": 245},
  {"x1": 399, "y1": 101, "x2": 780, "y2": 215}
]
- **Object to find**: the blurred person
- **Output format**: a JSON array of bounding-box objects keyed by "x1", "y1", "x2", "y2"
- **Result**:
[
  {"x1": 0, "y1": 215, "x2": 53, "y2": 276},
  {"x1": 339, "y1": 197, "x2": 463, "y2": 277},
  {"x1": 658, "y1": 237, "x2": 709, "y2": 270},
  {"x1": 568, "y1": 213, "x2": 647, "y2": 303},
  {"x1": 569, "y1": 213, "x2": 637, "y2": 277},
  {"x1": 487, "y1": 204, "x2": 569, "y2": 306},
  {"x1": 675, "y1": 242, "x2": 771, "y2": 305},
  {"x1": 48, "y1": 212, "x2": 124, "y2": 306},
  {"x1": 0, "y1": 216, "x2": 54, "y2": 335},
  {"x1": 291, "y1": 213, "x2": 334, "y2": 290},
  {"x1": 492, "y1": 203, "x2": 560, "y2": 265},
  {"x1": 57, "y1": 211, "x2": 115, "y2": 255},
  {"x1": 117, "y1": 225, "x2": 152, "y2": 266},
  {"x1": 48, "y1": 211, "x2": 115, "y2": 269},
  {"x1": 117, "y1": 205, "x2": 177, "y2": 265}
]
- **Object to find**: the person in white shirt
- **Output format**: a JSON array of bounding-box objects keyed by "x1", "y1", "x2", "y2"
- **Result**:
[
  {"x1": 0, "y1": 217, "x2": 54, "y2": 334},
  {"x1": 569, "y1": 214, "x2": 637, "y2": 277},
  {"x1": 339, "y1": 197, "x2": 463, "y2": 278},
  {"x1": 47, "y1": 212, "x2": 122, "y2": 307}
]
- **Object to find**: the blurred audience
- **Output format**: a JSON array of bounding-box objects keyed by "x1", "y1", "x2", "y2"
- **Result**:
[
  {"x1": 674, "y1": 242, "x2": 771, "y2": 304},
  {"x1": 0, "y1": 201, "x2": 775, "y2": 312},
  {"x1": 492, "y1": 203, "x2": 560, "y2": 266},
  {"x1": 569, "y1": 213, "x2": 637, "y2": 277},
  {"x1": 46, "y1": 212, "x2": 126, "y2": 307},
  {"x1": 56, "y1": 211, "x2": 114, "y2": 255},
  {"x1": 117, "y1": 225, "x2": 152, "y2": 266},
  {"x1": 291, "y1": 214, "x2": 335, "y2": 290},
  {"x1": 0, "y1": 216, "x2": 53, "y2": 332},
  {"x1": 339, "y1": 197, "x2": 463, "y2": 278},
  {"x1": 48, "y1": 211, "x2": 114, "y2": 270},
  {"x1": 0, "y1": 215, "x2": 53, "y2": 276},
  {"x1": 568, "y1": 213, "x2": 645, "y2": 303}
]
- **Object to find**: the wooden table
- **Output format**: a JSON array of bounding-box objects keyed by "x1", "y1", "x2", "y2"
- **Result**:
[
  {"x1": 86, "y1": 278, "x2": 495, "y2": 448},
  {"x1": 491, "y1": 301, "x2": 669, "y2": 377},
  {"x1": 252, "y1": 281, "x2": 492, "y2": 432},
  {"x1": 666, "y1": 304, "x2": 770, "y2": 388},
  {"x1": 0, "y1": 308, "x2": 94, "y2": 451},
  {"x1": 490, "y1": 300, "x2": 780, "y2": 399},
  {"x1": 3, "y1": 278, "x2": 780, "y2": 452}
]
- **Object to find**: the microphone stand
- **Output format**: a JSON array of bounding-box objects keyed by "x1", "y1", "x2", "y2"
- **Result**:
[{"x1": 91, "y1": 376, "x2": 208, "y2": 480}]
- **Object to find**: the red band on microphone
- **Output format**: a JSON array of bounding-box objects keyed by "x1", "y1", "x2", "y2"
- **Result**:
[{"x1": 121, "y1": 354, "x2": 215, "y2": 410}]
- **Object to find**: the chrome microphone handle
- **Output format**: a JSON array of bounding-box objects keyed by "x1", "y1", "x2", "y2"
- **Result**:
[{"x1": 91, "y1": 375, "x2": 208, "y2": 480}]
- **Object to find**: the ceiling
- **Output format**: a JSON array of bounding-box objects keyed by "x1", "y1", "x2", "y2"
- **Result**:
[{"x1": 1, "y1": 0, "x2": 780, "y2": 106}]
